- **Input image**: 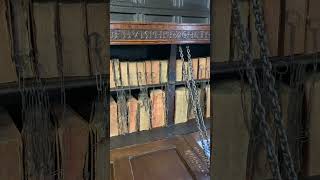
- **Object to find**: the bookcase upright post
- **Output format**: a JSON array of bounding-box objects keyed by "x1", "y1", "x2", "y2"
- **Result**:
[{"x1": 167, "y1": 44, "x2": 177, "y2": 126}]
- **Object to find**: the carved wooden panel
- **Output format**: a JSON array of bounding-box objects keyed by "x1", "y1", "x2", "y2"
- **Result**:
[{"x1": 110, "y1": 22, "x2": 210, "y2": 45}]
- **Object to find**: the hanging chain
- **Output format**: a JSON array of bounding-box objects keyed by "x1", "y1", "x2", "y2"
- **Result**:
[
  {"x1": 251, "y1": 0, "x2": 298, "y2": 179},
  {"x1": 231, "y1": 0, "x2": 283, "y2": 179},
  {"x1": 179, "y1": 46, "x2": 210, "y2": 167}
]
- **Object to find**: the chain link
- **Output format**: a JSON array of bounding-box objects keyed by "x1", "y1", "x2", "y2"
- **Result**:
[
  {"x1": 231, "y1": 0, "x2": 283, "y2": 179},
  {"x1": 251, "y1": 0, "x2": 298, "y2": 179}
]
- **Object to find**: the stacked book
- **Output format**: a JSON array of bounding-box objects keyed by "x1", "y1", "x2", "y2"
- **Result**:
[{"x1": 176, "y1": 57, "x2": 210, "y2": 81}]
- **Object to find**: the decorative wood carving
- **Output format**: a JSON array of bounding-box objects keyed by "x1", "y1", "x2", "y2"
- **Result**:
[{"x1": 111, "y1": 22, "x2": 210, "y2": 45}]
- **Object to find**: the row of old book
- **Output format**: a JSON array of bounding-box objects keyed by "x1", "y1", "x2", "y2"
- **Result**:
[
  {"x1": 110, "y1": 57, "x2": 210, "y2": 88},
  {"x1": 212, "y1": 0, "x2": 320, "y2": 62},
  {"x1": 110, "y1": 85, "x2": 210, "y2": 137},
  {"x1": 0, "y1": 105, "x2": 106, "y2": 180},
  {"x1": 0, "y1": 0, "x2": 108, "y2": 84},
  {"x1": 212, "y1": 75, "x2": 320, "y2": 179}
]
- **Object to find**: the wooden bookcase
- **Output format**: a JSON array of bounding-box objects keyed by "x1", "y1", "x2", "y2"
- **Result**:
[{"x1": 110, "y1": 22, "x2": 211, "y2": 149}]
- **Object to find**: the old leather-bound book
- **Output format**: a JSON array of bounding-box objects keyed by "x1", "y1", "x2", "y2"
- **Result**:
[
  {"x1": 250, "y1": 0, "x2": 280, "y2": 58},
  {"x1": 110, "y1": 97, "x2": 119, "y2": 137},
  {"x1": 151, "y1": 60, "x2": 160, "y2": 84},
  {"x1": 212, "y1": 81, "x2": 251, "y2": 180},
  {"x1": 192, "y1": 58, "x2": 199, "y2": 79},
  {"x1": 205, "y1": 85, "x2": 210, "y2": 118},
  {"x1": 198, "y1": 57, "x2": 207, "y2": 79},
  {"x1": 212, "y1": 0, "x2": 232, "y2": 62},
  {"x1": 10, "y1": 0, "x2": 34, "y2": 78},
  {"x1": 138, "y1": 93, "x2": 151, "y2": 131},
  {"x1": 127, "y1": 96, "x2": 138, "y2": 133},
  {"x1": 0, "y1": 0, "x2": 17, "y2": 83},
  {"x1": 33, "y1": 2, "x2": 59, "y2": 78},
  {"x1": 117, "y1": 97, "x2": 128, "y2": 135},
  {"x1": 60, "y1": 3, "x2": 90, "y2": 77},
  {"x1": 232, "y1": 0, "x2": 249, "y2": 61},
  {"x1": 145, "y1": 61, "x2": 152, "y2": 85},
  {"x1": 206, "y1": 57, "x2": 210, "y2": 79},
  {"x1": 305, "y1": 0, "x2": 320, "y2": 54},
  {"x1": 176, "y1": 59, "x2": 183, "y2": 82},
  {"x1": 160, "y1": 60, "x2": 168, "y2": 83},
  {"x1": 188, "y1": 88, "x2": 205, "y2": 120},
  {"x1": 0, "y1": 108, "x2": 23, "y2": 180},
  {"x1": 305, "y1": 75, "x2": 320, "y2": 176},
  {"x1": 87, "y1": 2, "x2": 108, "y2": 75},
  {"x1": 175, "y1": 87, "x2": 189, "y2": 124},
  {"x1": 150, "y1": 89, "x2": 166, "y2": 128},
  {"x1": 128, "y1": 62, "x2": 138, "y2": 86},
  {"x1": 110, "y1": 60, "x2": 116, "y2": 88},
  {"x1": 113, "y1": 59, "x2": 121, "y2": 87},
  {"x1": 283, "y1": 0, "x2": 307, "y2": 55},
  {"x1": 54, "y1": 106, "x2": 89, "y2": 180},
  {"x1": 120, "y1": 61, "x2": 129, "y2": 87},
  {"x1": 137, "y1": 62, "x2": 147, "y2": 86}
]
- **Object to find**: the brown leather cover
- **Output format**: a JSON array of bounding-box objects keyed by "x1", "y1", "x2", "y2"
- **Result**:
[
  {"x1": 127, "y1": 96, "x2": 138, "y2": 133},
  {"x1": 60, "y1": 3, "x2": 90, "y2": 77},
  {"x1": 151, "y1": 60, "x2": 160, "y2": 84},
  {"x1": 198, "y1": 57, "x2": 207, "y2": 79},
  {"x1": 137, "y1": 62, "x2": 147, "y2": 86},
  {"x1": 212, "y1": 0, "x2": 232, "y2": 62},
  {"x1": 251, "y1": 0, "x2": 280, "y2": 58},
  {"x1": 10, "y1": 0, "x2": 34, "y2": 78},
  {"x1": 0, "y1": 0, "x2": 18, "y2": 83},
  {"x1": 160, "y1": 60, "x2": 168, "y2": 83},
  {"x1": 212, "y1": 81, "x2": 251, "y2": 180},
  {"x1": 145, "y1": 61, "x2": 152, "y2": 85},
  {"x1": 305, "y1": 75, "x2": 320, "y2": 176},
  {"x1": 110, "y1": 97, "x2": 119, "y2": 136},
  {"x1": 305, "y1": 0, "x2": 320, "y2": 53},
  {"x1": 283, "y1": 0, "x2": 307, "y2": 55},
  {"x1": 192, "y1": 58, "x2": 199, "y2": 79},
  {"x1": 150, "y1": 89, "x2": 166, "y2": 128},
  {"x1": 175, "y1": 87, "x2": 189, "y2": 124},
  {"x1": 128, "y1": 62, "x2": 138, "y2": 86},
  {"x1": 87, "y1": 2, "x2": 108, "y2": 75},
  {"x1": 176, "y1": 59, "x2": 183, "y2": 82},
  {"x1": 120, "y1": 61, "x2": 129, "y2": 86},
  {"x1": 33, "y1": 2, "x2": 59, "y2": 78},
  {"x1": 54, "y1": 106, "x2": 89, "y2": 180},
  {"x1": 0, "y1": 108, "x2": 23, "y2": 180}
]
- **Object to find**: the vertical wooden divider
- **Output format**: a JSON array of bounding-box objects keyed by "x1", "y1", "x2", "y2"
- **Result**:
[{"x1": 167, "y1": 44, "x2": 177, "y2": 126}]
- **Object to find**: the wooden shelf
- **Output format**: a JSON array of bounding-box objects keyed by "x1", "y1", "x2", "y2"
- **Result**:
[
  {"x1": 110, "y1": 22, "x2": 210, "y2": 45},
  {"x1": 110, "y1": 118, "x2": 211, "y2": 149}
]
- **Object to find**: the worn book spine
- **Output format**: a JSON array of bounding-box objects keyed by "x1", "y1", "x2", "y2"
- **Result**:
[
  {"x1": 283, "y1": 0, "x2": 307, "y2": 56},
  {"x1": 205, "y1": 85, "x2": 210, "y2": 118},
  {"x1": 110, "y1": 60, "x2": 116, "y2": 88},
  {"x1": 175, "y1": 87, "x2": 189, "y2": 124},
  {"x1": 145, "y1": 61, "x2": 152, "y2": 85},
  {"x1": 212, "y1": 0, "x2": 232, "y2": 62},
  {"x1": 0, "y1": 108, "x2": 23, "y2": 180},
  {"x1": 128, "y1": 62, "x2": 138, "y2": 86},
  {"x1": 138, "y1": 94, "x2": 151, "y2": 131},
  {"x1": 192, "y1": 58, "x2": 199, "y2": 80},
  {"x1": 250, "y1": 0, "x2": 280, "y2": 58},
  {"x1": 150, "y1": 89, "x2": 166, "y2": 128},
  {"x1": 110, "y1": 97, "x2": 118, "y2": 137},
  {"x1": 117, "y1": 98, "x2": 128, "y2": 134},
  {"x1": 60, "y1": 3, "x2": 90, "y2": 77},
  {"x1": 86, "y1": 2, "x2": 108, "y2": 75},
  {"x1": 176, "y1": 59, "x2": 183, "y2": 82},
  {"x1": 151, "y1": 60, "x2": 160, "y2": 84},
  {"x1": 305, "y1": 0, "x2": 320, "y2": 54},
  {"x1": 33, "y1": 2, "x2": 59, "y2": 78},
  {"x1": 120, "y1": 61, "x2": 129, "y2": 87},
  {"x1": 198, "y1": 58, "x2": 207, "y2": 79},
  {"x1": 160, "y1": 60, "x2": 168, "y2": 83},
  {"x1": 206, "y1": 57, "x2": 210, "y2": 79},
  {"x1": 127, "y1": 97, "x2": 138, "y2": 133},
  {"x1": 0, "y1": 0, "x2": 17, "y2": 83},
  {"x1": 137, "y1": 61, "x2": 147, "y2": 86},
  {"x1": 113, "y1": 59, "x2": 121, "y2": 87}
]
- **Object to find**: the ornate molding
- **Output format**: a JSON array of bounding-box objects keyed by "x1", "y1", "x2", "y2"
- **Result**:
[{"x1": 110, "y1": 22, "x2": 210, "y2": 45}]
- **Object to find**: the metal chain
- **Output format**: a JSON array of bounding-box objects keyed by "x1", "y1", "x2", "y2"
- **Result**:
[
  {"x1": 231, "y1": 0, "x2": 282, "y2": 179},
  {"x1": 251, "y1": 0, "x2": 298, "y2": 179},
  {"x1": 179, "y1": 46, "x2": 210, "y2": 167}
]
